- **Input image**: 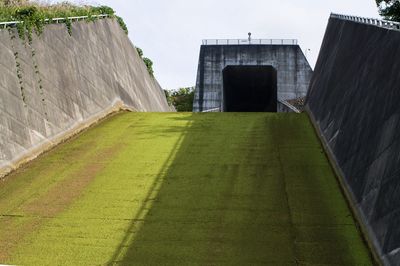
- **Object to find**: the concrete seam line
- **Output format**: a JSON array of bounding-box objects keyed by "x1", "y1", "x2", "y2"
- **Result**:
[
  {"x1": 276, "y1": 145, "x2": 300, "y2": 264},
  {"x1": 304, "y1": 106, "x2": 382, "y2": 266}
]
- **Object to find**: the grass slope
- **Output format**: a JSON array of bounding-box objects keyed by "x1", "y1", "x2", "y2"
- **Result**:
[{"x1": 0, "y1": 112, "x2": 372, "y2": 265}]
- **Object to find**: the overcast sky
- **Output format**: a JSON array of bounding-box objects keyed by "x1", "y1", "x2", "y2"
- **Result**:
[{"x1": 56, "y1": 0, "x2": 380, "y2": 90}]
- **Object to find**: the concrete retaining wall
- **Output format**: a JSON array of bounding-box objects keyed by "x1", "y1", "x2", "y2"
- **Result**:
[
  {"x1": 306, "y1": 16, "x2": 400, "y2": 265},
  {"x1": 0, "y1": 18, "x2": 171, "y2": 177},
  {"x1": 193, "y1": 44, "x2": 313, "y2": 112}
]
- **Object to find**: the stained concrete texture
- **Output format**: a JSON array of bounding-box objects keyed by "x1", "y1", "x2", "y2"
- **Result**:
[
  {"x1": 193, "y1": 44, "x2": 313, "y2": 112},
  {"x1": 306, "y1": 16, "x2": 400, "y2": 265},
  {"x1": 0, "y1": 18, "x2": 171, "y2": 177}
]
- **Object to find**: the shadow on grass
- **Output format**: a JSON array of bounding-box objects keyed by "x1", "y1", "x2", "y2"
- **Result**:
[
  {"x1": 107, "y1": 113, "x2": 373, "y2": 265},
  {"x1": 106, "y1": 113, "x2": 295, "y2": 265}
]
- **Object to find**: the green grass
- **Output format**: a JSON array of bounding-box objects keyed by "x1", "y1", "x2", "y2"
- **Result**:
[{"x1": 0, "y1": 112, "x2": 373, "y2": 265}]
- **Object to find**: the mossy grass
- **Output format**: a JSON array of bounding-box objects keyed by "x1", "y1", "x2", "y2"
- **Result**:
[{"x1": 0, "y1": 112, "x2": 374, "y2": 265}]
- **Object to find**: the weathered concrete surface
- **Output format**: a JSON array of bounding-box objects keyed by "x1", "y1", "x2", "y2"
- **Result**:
[
  {"x1": 306, "y1": 16, "x2": 400, "y2": 265},
  {"x1": 0, "y1": 18, "x2": 171, "y2": 177},
  {"x1": 193, "y1": 44, "x2": 313, "y2": 112}
]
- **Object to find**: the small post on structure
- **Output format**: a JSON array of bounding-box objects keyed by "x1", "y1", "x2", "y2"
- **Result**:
[
  {"x1": 248, "y1": 32, "x2": 251, "y2": 44},
  {"x1": 305, "y1": 48, "x2": 311, "y2": 61}
]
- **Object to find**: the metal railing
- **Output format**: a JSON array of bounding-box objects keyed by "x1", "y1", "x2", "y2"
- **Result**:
[
  {"x1": 331, "y1": 13, "x2": 400, "y2": 30},
  {"x1": 202, "y1": 39, "x2": 298, "y2": 45},
  {"x1": 0, "y1": 14, "x2": 109, "y2": 29},
  {"x1": 202, "y1": 107, "x2": 221, "y2": 112},
  {"x1": 277, "y1": 100, "x2": 301, "y2": 113}
]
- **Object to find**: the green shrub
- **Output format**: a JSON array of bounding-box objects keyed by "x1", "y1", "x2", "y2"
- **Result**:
[
  {"x1": 0, "y1": 2, "x2": 129, "y2": 39},
  {"x1": 116, "y1": 15, "x2": 128, "y2": 34},
  {"x1": 136, "y1": 47, "x2": 143, "y2": 57},
  {"x1": 65, "y1": 17, "x2": 72, "y2": 36},
  {"x1": 165, "y1": 87, "x2": 195, "y2": 112},
  {"x1": 15, "y1": 5, "x2": 37, "y2": 18},
  {"x1": 95, "y1": 6, "x2": 115, "y2": 16},
  {"x1": 135, "y1": 47, "x2": 155, "y2": 77},
  {"x1": 142, "y1": 57, "x2": 154, "y2": 76}
]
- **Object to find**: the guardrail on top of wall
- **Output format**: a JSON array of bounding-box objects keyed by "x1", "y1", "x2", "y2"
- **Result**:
[
  {"x1": 331, "y1": 13, "x2": 400, "y2": 30},
  {"x1": 202, "y1": 39, "x2": 298, "y2": 45},
  {"x1": 202, "y1": 107, "x2": 221, "y2": 112},
  {"x1": 0, "y1": 14, "x2": 109, "y2": 29},
  {"x1": 278, "y1": 99, "x2": 301, "y2": 113}
]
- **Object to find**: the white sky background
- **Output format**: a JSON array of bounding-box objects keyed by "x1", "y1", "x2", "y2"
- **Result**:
[{"x1": 53, "y1": 0, "x2": 380, "y2": 90}]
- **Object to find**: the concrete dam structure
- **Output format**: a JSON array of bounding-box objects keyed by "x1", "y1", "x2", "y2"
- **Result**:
[
  {"x1": 0, "y1": 17, "x2": 171, "y2": 177},
  {"x1": 307, "y1": 13, "x2": 400, "y2": 265},
  {"x1": 193, "y1": 39, "x2": 313, "y2": 112},
  {"x1": 2, "y1": 8, "x2": 400, "y2": 265}
]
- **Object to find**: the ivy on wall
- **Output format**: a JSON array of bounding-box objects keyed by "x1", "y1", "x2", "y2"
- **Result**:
[
  {"x1": 0, "y1": 1, "x2": 131, "y2": 107},
  {"x1": 8, "y1": 29, "x2": 26, "y2": 106},
  {"x1": 0, "y1": 2, "x2": 128, "y2": 39}
]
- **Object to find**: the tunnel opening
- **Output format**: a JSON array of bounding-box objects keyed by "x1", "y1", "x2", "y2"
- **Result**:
[{"x1": 223, "y1": 66, "x2": 277, "y2": 112}]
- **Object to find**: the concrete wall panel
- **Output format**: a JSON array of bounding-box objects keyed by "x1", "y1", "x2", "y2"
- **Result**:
[
  {"x1": 306, "y1": 17, "x2": 400, "y2": 265},
  {"x1": 193, "y1": 44, "x2": 313, "y2": 112},
  {"x1": 0, "y1": 18, "x2": 171, "y2": 177}
]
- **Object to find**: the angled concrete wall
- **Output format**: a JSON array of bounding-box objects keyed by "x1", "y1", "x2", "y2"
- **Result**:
[
  {"x1": 307, "y1": 16, "x2": 400, "y2": 265},
  {"x1": 193, "y1": 44, "x2": 313, "y2": 112},
  {"x1": 0, "y1": 18, "x2": 171, "y2": 177}
]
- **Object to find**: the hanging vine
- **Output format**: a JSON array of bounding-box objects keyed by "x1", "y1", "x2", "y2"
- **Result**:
[{"x1": 0, "y1": 3, "x2": 128, "y2": 39}]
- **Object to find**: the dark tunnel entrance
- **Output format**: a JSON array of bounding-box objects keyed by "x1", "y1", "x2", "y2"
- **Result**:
[{"x1": 223, "y1": 66, "x2": 277, "y2": 112}]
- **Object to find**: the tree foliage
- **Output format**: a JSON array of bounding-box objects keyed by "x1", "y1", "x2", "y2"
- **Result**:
[
  {"x1": 376, "y1": 0, "x2": 400, "y2": 21},
  {"x1": 136, "y1": 47, "x2": 154, "y2": 77},
  {"x1": 116, "y1": 15, "x2": 128, "y2": 34},
  {"x1": 136, "y1": 47, "x2": 144, "y2": 57},
  {"x1": 165, "y1": 87, "x2": 195, "y2": 112},
  {"x1": 142, "y1": 57, "x2": 154, "y2": 76}
]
